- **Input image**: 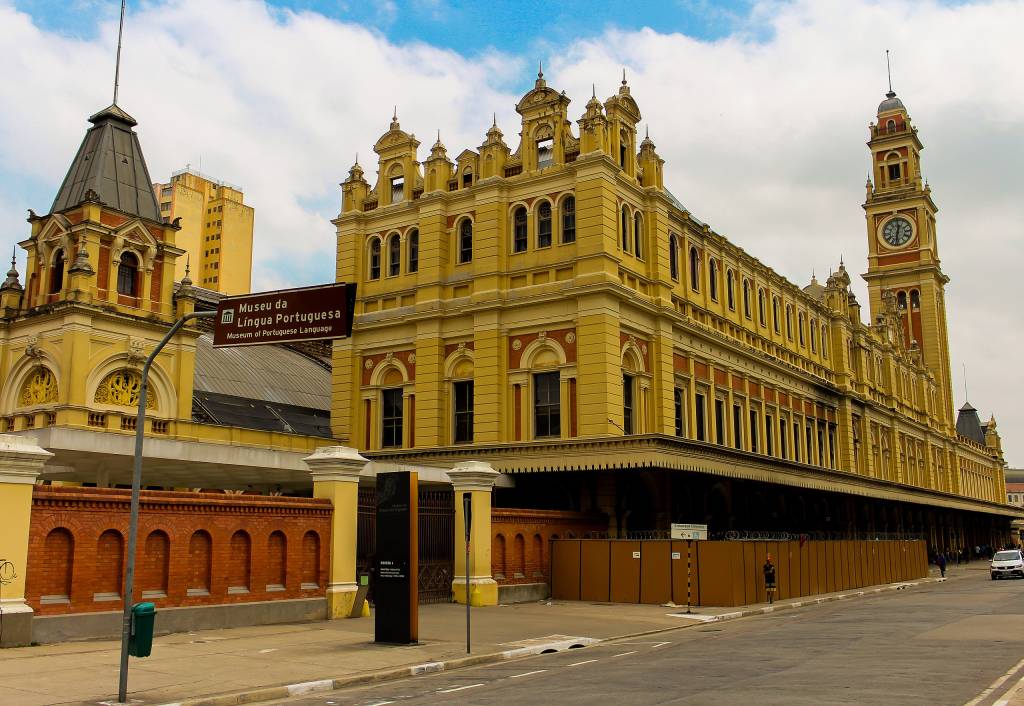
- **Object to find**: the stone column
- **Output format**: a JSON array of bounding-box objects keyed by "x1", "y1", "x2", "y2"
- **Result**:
[
  {"x1": 0, "y1": 434, "x2": 52, "y2": 646},
  {"x1": 305, "y1": 446, "x2": 367, "y2": 619},
  {"x1": 449, "y1": 460, "x2": 500, "y2": 606}
]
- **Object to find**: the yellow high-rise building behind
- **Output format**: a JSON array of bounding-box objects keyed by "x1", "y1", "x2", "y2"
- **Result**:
[{"x1": 153, "y1": 168, "x2": 254, "y2": 294}]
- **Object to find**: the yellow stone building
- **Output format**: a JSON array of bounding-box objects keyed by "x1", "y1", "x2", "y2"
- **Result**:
[
  {"x1": 332, "y1": 72, "x2": 1016, "y2": 551},
  {"x1": 152, "y1": 168, "x2": 254, "y2": 294}
]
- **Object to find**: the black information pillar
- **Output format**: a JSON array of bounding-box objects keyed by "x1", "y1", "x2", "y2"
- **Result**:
[{"x1": 374, "y1": 471, "x2": 419, "y2": 644}]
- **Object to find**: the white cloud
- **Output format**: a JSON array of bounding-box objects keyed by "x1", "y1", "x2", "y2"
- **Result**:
[{"x1": 1, "y1": 0, "x2": 1021, "y2": 464}]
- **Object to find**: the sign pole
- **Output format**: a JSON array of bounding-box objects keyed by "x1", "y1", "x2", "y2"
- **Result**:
[
  {"x1": 686, "y1": 540, "x2": 693, "y2": 615},
  {"x1": 463, "y1": 492, "x2": 472, "y2": 654},
  {"x1": 118, "y1": 310, "x2": 214, "y2": 704}
]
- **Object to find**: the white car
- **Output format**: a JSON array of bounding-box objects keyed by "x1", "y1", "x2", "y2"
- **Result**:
[{"x1": 991, "y1": 549, "x2": 1024, "y2": 580}]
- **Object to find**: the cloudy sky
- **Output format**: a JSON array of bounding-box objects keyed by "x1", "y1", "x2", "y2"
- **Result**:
[{"x1": 1, "y1": 0, "x2": 1021, "y2": 465}]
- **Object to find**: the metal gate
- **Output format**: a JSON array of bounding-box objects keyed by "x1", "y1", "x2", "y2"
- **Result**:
[{"x1": 358, "y1": 487, "x2": 455, "y2": 604}]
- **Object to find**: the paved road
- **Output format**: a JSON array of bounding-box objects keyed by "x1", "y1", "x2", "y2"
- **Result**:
[{"x1": 276, "y1": 568, "x2": 1024, "y2": 706}]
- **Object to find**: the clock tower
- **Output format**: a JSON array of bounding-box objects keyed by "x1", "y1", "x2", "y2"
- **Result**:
[{"x1": 862, "y1": 89, "x2": 955, "y2": 427}]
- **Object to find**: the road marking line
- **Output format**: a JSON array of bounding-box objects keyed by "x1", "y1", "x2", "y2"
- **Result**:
[
  {"x1": 509, "y1": 670, "x2": 547, "y2": 679},
  {"x1": 611, "y1": 651, "x2": 637, "y2": 658},
  {"x1": 364, "y1": 701, "x2": 394, "y2": 706},
  {"x1": 650, "y1": 641, "x2": 671, "y2": 648},
  {"x1": 438, "y1": 683, "x2": 485, "y2": 693},
  {"x1": 964, "y1": 657, "x2": 1024, "y2": 706},
  {"x1": 568, "y1": 659, "x2": 598, "y2": 667}
]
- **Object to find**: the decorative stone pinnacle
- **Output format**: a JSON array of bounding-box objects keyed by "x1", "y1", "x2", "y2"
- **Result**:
[
  {"x1": 68, "y1": 238, "x2": 94, "y2": 276},
  {"x1": 1, "y1": 246, "x2": 22, "y2": 291}
]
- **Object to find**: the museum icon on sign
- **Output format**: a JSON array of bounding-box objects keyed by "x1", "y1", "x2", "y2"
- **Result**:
[{"x1": 220, "y1": 309, "x2": 234, "y2": 325}]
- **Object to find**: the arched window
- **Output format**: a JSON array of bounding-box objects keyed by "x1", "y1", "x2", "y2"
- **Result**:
[
  {"x1": 267, "y1": 530, "x2": 287, "y2": 590},
  {"x1": 228, "y1": 530, "x2": 251, "y2": 592},
  {"x1": 798, "y1": 312, "x2": 806, "y2": 346},
  {"x1": 538, "y1": 201, "x2": 552, "y2": 248},
  {"x1": 462, "y1": 168, "x2": 473, "y2": 188},
  {"x1": 742, "y1": 279, "x2": 751, "y2": 318},
  {"x1": 886, "y1": 119, "x2": 896, "y2": 133},
  {"x1": 50, "y1": 249, "x2": 65, "y2": 294},
  {"x1": 621, "y1": 207, "x2": 630, "y2": 251},
  {"x1": 301, "y1": 531, "x2": 320, "y2": 588},
  {"x1": 708, "y1": 259, "x2": 718, "y2": 301},
  {"x1": 726, "y1": 269, "x2": 735, "y2": 310},
  {"x1": 561, "y1": 196, "x2": 576, "y2": 243},
  {"x1": 141, "y1": 530, "x2": 169, "y2": 597},
  {"x1": 387, "y1": 233, "x2": 400, "y2": 277},
  {"x1": 758, "y1": 288, "x2": 766, "y2": 326},
  {"x1": 96, "y1": 529, "x2": 123, "y2": 598},
  {"x1": 810, "y1": 318, "x2": 818, "y2": 353},
  {"x1": 821, "y1": 324, "x2": 829, "y2": 358},
  {"x1": 513, "y1": 206, "x2": 528, "y2": 253},
  {"x1": 910, "y1": 290, "x2": 920, "y2": 309},
  {"x1": 407, "y1": 229, "x2": 419, "y2": 273},
  {"x1": 896, "y1": 291, "x2": 907, "y2": 311},
  {"x1": 669, "y1": 235, "x2": 679, "y2": 280},
  {"x1": 369, "y1": 239, "x2": 381, "y2": 280},
  {"x1": 785, "y1": 304, "x2": 793, "y2": 338},
  {"x1": 458, "y1": 219, "x2": 473, "y2": 263},
  {"x1": 41, "y1": 528, "x2": 73, "y2": 600},
  {"x1": 188, "y1": 530, "x2": 212, "y2": 594},
  {"x1": 633, "y1": 213, "x2": 642, "y2": 258},
  {"x1": 772, "y1": 297, "x2": 781, "y2": 333},
  {"x1": 117, "y1": 252, "x2": 139, "y2": 297},
  {"x1": 689, "y1": 248, "x2": 700, "y2": 291}
]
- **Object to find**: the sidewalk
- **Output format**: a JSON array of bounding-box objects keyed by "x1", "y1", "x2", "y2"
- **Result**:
[{"x1": 3, "y1": 573, "x2": 947, "y2": 706}]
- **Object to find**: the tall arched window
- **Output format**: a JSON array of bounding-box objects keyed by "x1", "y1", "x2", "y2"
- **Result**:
[
  {"x1": 772, "y1": 296, "x2": 781, "y2": 333},
  {"x1": 910, "y1": 289, "x2": 920, "y2": 309},
  {"x1": 810, "y1": 318, "x2": 818, "y2": 353},
  {"x1": 50, "y1": 249, "x2": 65, "y2": 294},
  {"x1": 621, "y1": 207, "x2": 630, "y2": 251},
  {"x1": 785, "y1": 304, "x2": 793, "y2": 339},
  {"x1": 758, "y1": 288, "x2": 766, "y2": 326},
  {"x1": 798, "y1": 312, "x2": 806, "y2": 346},
  {"x1": 708, "y1": 259, "x2": 718, "y2": 301},
  {"x1": 742, "y1": 279, "x2": 751, "y2": 318},
  {"x1": 538, "y1": 201, "x2": 552, "y2": 248},
  {"x1": 726, "y1": 269, "x2": 735, "y2": 310},
  {"x1": 669, "y1": 235, "x2": 679, "y2": 280},
  {"x1": 896, "y1": 291, "x2": 907, "y2": 311},
  {"x1": 407, "y1": 229, "x2": 419, "y2": 273},
  {"x1": 458, "y1": 219, "x2": 473, "y2": 263},
  {"x1": 369, "y1": 239, "x2": 381, "y2": 280},
  {"x1": 561, "y1": 196, "x2": 576, "y2": 243},
  {"x1": 633, "y1": 213, "x2": 642, "y2": 258},
  {"x1": 117, "y1": 252, "x2": 139, "y2": 297},
  {"x1": 821, "y1": 324, "x2": 829, "y2": 357},
  {"x1": 689, "y1": 248, "x2": 700, "y2": 291},
  {"x1": 387, "y1": 233, "x2": 400, "y2": 277},
  {"x1": 513, "y1": 206, "x2": 528, "y2": 253}
]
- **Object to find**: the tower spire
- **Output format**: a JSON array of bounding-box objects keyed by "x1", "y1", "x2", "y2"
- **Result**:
[
  {"x1": 538, "y1": 59, "x2": 543, "y2": 79},
  {"x1": 885, "y1": 49, "x2": 893, "y2": 96},
  {"x1": 112, "y1": 0, "x2": 126, "y2": 105}
]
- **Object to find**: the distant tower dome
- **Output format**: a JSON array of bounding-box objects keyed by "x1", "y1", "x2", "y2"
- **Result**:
[
  {"x1": 802, "y1": 273, "x2": 825, "y2": 301},
  {"x1": 955, "y1": 402, "x2": 986, "y2": 445},
  {"x1": 878, "y1": 90, "x2": 906, "y2": 114}
]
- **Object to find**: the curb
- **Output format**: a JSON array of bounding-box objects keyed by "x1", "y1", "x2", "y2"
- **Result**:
[{"x1": 156, "y1": 576, "x2": 944, "y2": 706}]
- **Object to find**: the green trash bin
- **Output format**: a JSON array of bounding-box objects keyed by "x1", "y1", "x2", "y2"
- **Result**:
[{"x1": 128, "y1": 602, "x2": 156, "y2": 658}]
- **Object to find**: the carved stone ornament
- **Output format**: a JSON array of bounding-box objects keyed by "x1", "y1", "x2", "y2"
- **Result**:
[
  {"x1": 408, "y1": 353, "x2": 416, "y2": 364},
  {"x1": 385, "y1": 351, "x2": 394, "y2": 362},
  {"x1": 565, "y1": 332, "x2": 576, "y2": 344},
  {"x1": 94, "y1": 369, "x2": 156, "y2": 410},
  {"x1": 126, "y1": 338, "x2": 146, "y2": 367},
  {"x1": 457, "y1": 342, "x2": 466, "y2": 353},
  {"x1": 511, "y1": 338, "x2": 522, "y2": 351},
  {"x1": 641, "y1": 343, "x2": 648, "y2": 355},
  {"x1": 364, "y1": 358, "x2": 374, "y2": 369},
  {"x1": 19, "y1": 367, "x2": 58, "y2": 406},
  {"x1": 538, "y1": 331, "x2": 547, "y2": 341},
  {"x1": 24, "y1": 335, "x2": 42, "y2": 361}
]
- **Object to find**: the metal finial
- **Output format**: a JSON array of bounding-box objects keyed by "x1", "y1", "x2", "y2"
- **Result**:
[
  {"x1": 885, "y1": 49, "x2": 892, "y2": 94},
  {"x1": 592, "y1": 83, "x2": 596, "y2": 98},
  {"x1": 355, "y1": 152, "x2": 359, "y2": 165},
  {"x1": 184, "y1": 254, "x2": 190, "y2": 278},
  {"x1": 393, "y1": 105, "x2": 397, "y2": 121},
  {"x1": 112, "y1": 0, "x2": 126, "y2": 105},
  {"x1": 645, "y1": 124, "x2": 649, "y2": 139},
  {"x1": 492, "y1": 113, "x2": 497, "y2": 127},
  {"x1": 10, "y1": 246, "x2": 16, "y2": 270},
  {"x1": 622, "y1": 68, "x2": 627, "y2": 86},
  {"x1": 538, "y1": 59, "x2": 543, "y2": 78}
]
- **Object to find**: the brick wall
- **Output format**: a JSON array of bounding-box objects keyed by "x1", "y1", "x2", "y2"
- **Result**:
[
  {"x1": 26, "y1": 486, "x2": 331, "y2": 615},
  {"x1": 491, "y1": 508, "x2": 606, "y2": 585}
]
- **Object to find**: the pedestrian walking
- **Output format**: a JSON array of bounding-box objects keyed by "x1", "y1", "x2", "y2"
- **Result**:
[
  {"x1": 936, "y1": 552, "x2": 946, "y2": 578},
  {"x1": 763, "y1": 554, "x2": 777, "y2": 604}
]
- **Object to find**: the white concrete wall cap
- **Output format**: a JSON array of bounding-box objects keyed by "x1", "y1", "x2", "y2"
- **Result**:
[
  {"x1": 0, "y1": 433, "x2": 53, "y2": 483},
  {"x1": 304, "y1": 445, "x2": 368, "y2": 480},
  {"x1": 447, "y1": 460, "x2": 500, "y2": 490}
]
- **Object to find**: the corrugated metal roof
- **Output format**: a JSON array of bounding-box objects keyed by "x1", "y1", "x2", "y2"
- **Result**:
[{"x1": 193, "y1": 334, "x2": 330, "y2": 410}]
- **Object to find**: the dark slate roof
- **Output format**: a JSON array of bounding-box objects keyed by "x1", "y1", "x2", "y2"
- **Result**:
[
  {"x1": 956, "y1": 401, "x2": 986, "y2": 445},
  {"x1": 878, "y1": 90, "x2": 906, "y2": 114},
  {"x1": 49, "y1": 104, "x2": 161, "y2": 222},
  {"x1": 192, "y1": 391, "x2": 332, "y2": 438}
]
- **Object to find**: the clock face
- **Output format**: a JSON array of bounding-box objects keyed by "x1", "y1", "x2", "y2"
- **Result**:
[{"x1": 882, "y1": 217, "x2": 913, "y2": 247}]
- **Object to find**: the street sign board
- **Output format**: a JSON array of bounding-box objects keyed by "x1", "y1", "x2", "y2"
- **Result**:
[
  {"x1": 375, "y1": 471, "x2": 418, "y2": 644},
  {"x1": 212, "y1": 282, "x2": 356, "y2": 347},
  {"x1": 671, "y1": 523, "x2": 708, "y2": 540}
]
